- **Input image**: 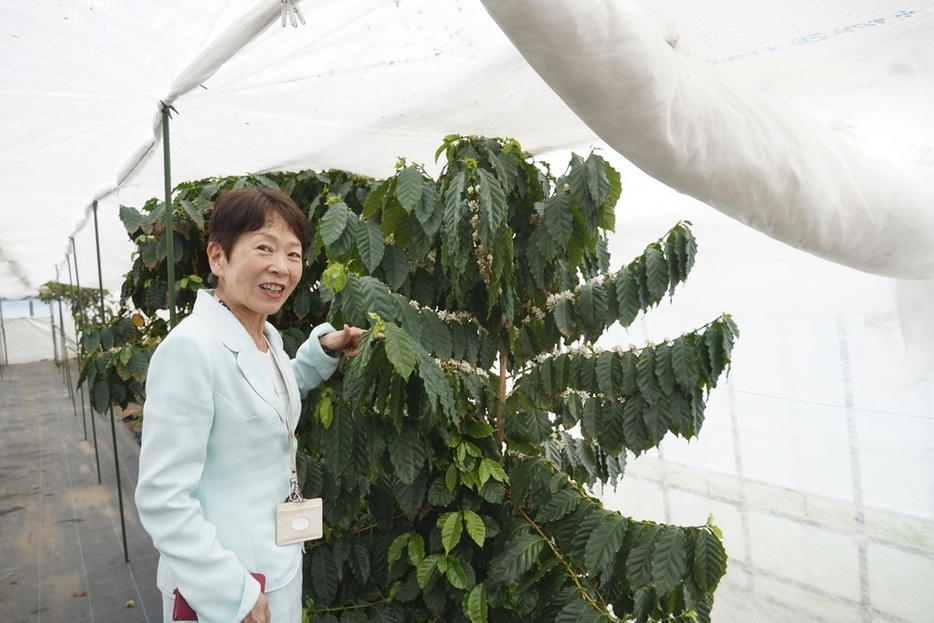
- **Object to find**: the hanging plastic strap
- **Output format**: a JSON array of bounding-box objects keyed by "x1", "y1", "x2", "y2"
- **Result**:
[
  {"x1": 280, "y1": 0, "x2": 306, "y2": 28},
  {"x1": 267, "y1": 336, "x2": 306, "y2": 503}
]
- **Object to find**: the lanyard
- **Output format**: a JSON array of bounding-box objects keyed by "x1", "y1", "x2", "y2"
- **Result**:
[{"x1": 265, "y1": 337, "x2": 304, "y2": 503}]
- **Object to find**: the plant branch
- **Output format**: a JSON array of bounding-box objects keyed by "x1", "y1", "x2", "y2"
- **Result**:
[
  {"x1": 496, "y1": 350, "x2": 507, "y2": 443},
  {"x1": 518, "y1": 507, "x2": 611, "y2": 616}
]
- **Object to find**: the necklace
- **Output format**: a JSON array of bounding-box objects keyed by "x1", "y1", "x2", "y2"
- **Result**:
[{"x1": 216, "y1": 297, "x2": 267, "y2": 352}]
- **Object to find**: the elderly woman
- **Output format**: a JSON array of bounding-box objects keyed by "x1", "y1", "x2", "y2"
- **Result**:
[{"x1": 136, "y1": 187, "x2": 362, "y2": 623}]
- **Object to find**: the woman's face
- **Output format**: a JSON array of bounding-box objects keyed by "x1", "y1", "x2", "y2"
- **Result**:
[{"x1": 208, "y1": 214, "x2": 304, "y2": 324}]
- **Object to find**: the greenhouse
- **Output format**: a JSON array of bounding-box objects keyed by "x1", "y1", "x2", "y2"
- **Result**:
[{"x1": 1, "y1": 1, "x2": 932, "y2": 622}]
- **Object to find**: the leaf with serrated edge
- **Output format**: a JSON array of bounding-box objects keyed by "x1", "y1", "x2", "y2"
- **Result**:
[
  {"x1": 535, "y1": 488, "x2": 582, "y2": 523},
  {"x1": 652, "y1": 526, "x2": 687, "y2": 594},
  {"x1": 396, "y1": 166, "x2": 424, "y2": 213},
  {"x1": 383, "y1": 323, "x2": 417, "y2": 380},
  {"x1": 577, "y1": 283, "x2": 608, "y2": 337},
  {"x1": 320, "y1": 201, "x2": 350, "y2": 246},
  {"x1": 692, "y1": 528, "x2": 727, "y2": 592},
  {"x1": 584, "y1": 512, "x2": 629, "y2": 573},
  {"x1": 355, "y1": 220, "x2": 386, "y2": 273},
  {"x1": 488, "y1": 532, "x2": 544, "y2": 586},
  {"x1": 555, "y1": 597, "x2": 606, "y2": 623}
]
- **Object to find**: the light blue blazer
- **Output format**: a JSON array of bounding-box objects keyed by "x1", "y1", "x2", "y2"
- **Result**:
[{"x1": 135, "y1": 289, "x2": 339, "y2": 623}]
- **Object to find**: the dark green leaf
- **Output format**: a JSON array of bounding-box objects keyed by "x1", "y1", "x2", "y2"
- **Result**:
[
  {"x1": 555, "y1": 597, "x2": 607, "y2": 623},
  {"x1": 362, "y1": 177, "x2": 391, "y2": 218},
  {"x1": 127, "y1": 349, "x2": 150, "y2": 382},
  {"x1": 622, "y1": 395, "x2": 648, "y2": 454},
  {"x1": 635, "y1": 349, "x2": 660, "y2": 405},
  {"x1": 379, "y1": 245, "x2": 409, "y2": 290},
  {"x1": 692, "y1": 528, "x2": 728, "y2": 592},
  {"x1": 584, "y1": 512, "x2": 629, "y2": 573},
  {"x1": 349, "y1": 541, "x2": 371, "y2": 584},
  {"x1": 179, "y1": 198, "x2": 205, "y2": 231},
  {"x1": 654, "y1": 342, "x2": 677, "y2": 397},
  {"x1": 415, "y1": 180, "x2": 443, "y2": 238},
  {"x1": 671, "y1": 336, "x2": 700, "y2": 393},
  {"x1": 119, "y1": 205, "x2": 144, "y2": 236},
  {"x1": 535, "y1": 488, "x2": 582, "y2": 523},
  {"x1": 388, "y1": 427, "x2": 427, "y2": 485},
  {"x1": 321, "y1": 201, "x2": 351, "y2": 246},
  {"x1": 552, "y1": 297, "x2": 576, "y2": 337},
  {"x1": 597, "y1": 400, "x2": 627, "y2": 457},
  {"x1": 652, "y1": 526, "x2": 688, "y2": 594},
  {"x1": 92, "y1": 375, "x2": 110, "y2": 413},
  {"x1": 310, "y1": 546, "x2": 338, "y2": 603},
  {"x1": 544, "y1": 192, "x2": 573, "y2": 247},
  {"x1": 615, "y1": 268, "x2": 641, "y2": 328},
  {"x1": 322, "y1": 407, "x2": 354, "y2": 477},
  {"x1": 644, "y1": 244, "x2": 669, "y2": 304},
  {"x1": 420, "y1": 311, "x2": 452, "y2": 359},
  {"x1": 396, "y1": 166, "x2": 424, "y2": 213},
  {"x1": 443, "y1": 171, "x2": 468, "y2": 270},
  {"x1": 595, "y1": 350, "x2": 620, "y2": 399},
  {"x1": 577, "y1": 283, "x2": 608, "y2": 338},
  {"x1": 642, "y1": 400, "x2": 669, "y2": 446},
  {"x1": 291, "y1": 287, "x2": 312, "y2": 320},
  {"x1": 356, "y1": 275, "x2": 395, "y2": 323},
  {"x1": 487, "y1": 532, "x2": 544, "y2": 586},
  {"x1": 702, "y1": 323, "x2": 725, "y2": 379},
  {"x1": 355, "y1": 219, "x2": 386, "y2": 273},
  {"x1": 477, "y1": 169, "x2": 506, "y2": 248},
  {"x1": 626, "y1": 523, "x2": 661, "y2": 588}
]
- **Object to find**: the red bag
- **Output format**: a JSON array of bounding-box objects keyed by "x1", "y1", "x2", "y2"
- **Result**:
[{"x1": 172, "y1": 573, "x2": 266, "y2": 621}]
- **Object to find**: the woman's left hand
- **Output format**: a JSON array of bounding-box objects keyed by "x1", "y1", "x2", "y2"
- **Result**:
[{"x1": 319, "y1": 324, "x2": 365, "y2": 357}]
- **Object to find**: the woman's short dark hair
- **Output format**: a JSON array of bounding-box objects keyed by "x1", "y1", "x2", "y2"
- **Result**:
[{"x1": 206, "y1": 187, "x2": 310, "y2": 286}]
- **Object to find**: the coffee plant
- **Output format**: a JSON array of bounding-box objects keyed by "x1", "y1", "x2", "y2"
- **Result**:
[{"x1": 88, "y1": 135, "x2": 736, "y2": 622}]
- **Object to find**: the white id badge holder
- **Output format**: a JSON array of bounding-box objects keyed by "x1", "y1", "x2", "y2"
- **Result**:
[{"x1": 276, "y1": 482, "x2": 323, "y2": 546}]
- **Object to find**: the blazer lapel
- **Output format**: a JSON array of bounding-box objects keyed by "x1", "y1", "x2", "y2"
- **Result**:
[{"x1": 194, "y1": 289, "x2": 285, "y2": 420}]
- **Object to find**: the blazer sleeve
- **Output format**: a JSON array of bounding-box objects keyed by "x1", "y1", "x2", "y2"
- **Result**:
[
  {"x1": 292, "y1": 322, "x2": 341, "y2": 395},
  {"x1": 135, "y1": 324, "x2": 261, "y2": 623}
]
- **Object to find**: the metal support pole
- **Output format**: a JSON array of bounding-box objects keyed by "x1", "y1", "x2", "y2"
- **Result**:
[
  {"x1": 56, "y1": 268, "x2": 77, "y2": 418},
  {"x1": 68, "y1": 250, "x2": 89, "y2": 437},
  {"x1": 1, "y1": 295, "x2": 8, "y2": 369},
  {"x1": 0, "y1": 293, "x2": 6, "y2": 380},
  {"x1": 59, "y1": 268, "x2": 78, "y2": 418},
  {"x1": 162, "y1": 104, "x2": 177, "y2": 328},
  {"x1": 93, "y1": 200, "x2": 130, "y2": 562},
  {"x1": 74, "y1": 237, "x2": 99, "y2": 471},
  {"x1": 49, "y1": 293, "x2": 59, "y2": 366}
]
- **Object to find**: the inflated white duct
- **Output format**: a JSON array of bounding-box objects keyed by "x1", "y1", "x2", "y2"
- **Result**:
[{"x1": 480, "y1": 0, "x2": 934, "y2": 280}]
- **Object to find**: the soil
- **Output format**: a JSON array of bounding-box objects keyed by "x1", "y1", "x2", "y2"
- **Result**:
[{"x1": 116, "y1": 404, "x2": 143, "y2": 445}]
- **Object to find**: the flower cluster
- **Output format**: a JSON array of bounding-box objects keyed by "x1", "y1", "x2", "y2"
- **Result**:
[{"x1": 436, "y1": 358, "x2": 491, "y2": 378}]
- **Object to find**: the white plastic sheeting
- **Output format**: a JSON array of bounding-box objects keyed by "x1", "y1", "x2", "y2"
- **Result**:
[
  {"x1": 481, "y1": 0, "x2": 934, "y2": 279},
  {"x1": 1, "y1": 1, "x2": 932, "y2": 621}
]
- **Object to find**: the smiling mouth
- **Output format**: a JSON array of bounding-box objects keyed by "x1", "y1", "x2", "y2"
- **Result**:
[{"x1": 260, "y1": 284, "x2": 285, "y2": 293}]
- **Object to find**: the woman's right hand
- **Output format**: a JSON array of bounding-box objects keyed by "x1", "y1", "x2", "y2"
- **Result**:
[{"x1": 241, "y1": 593, "x2": 271, "y2": 623}]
